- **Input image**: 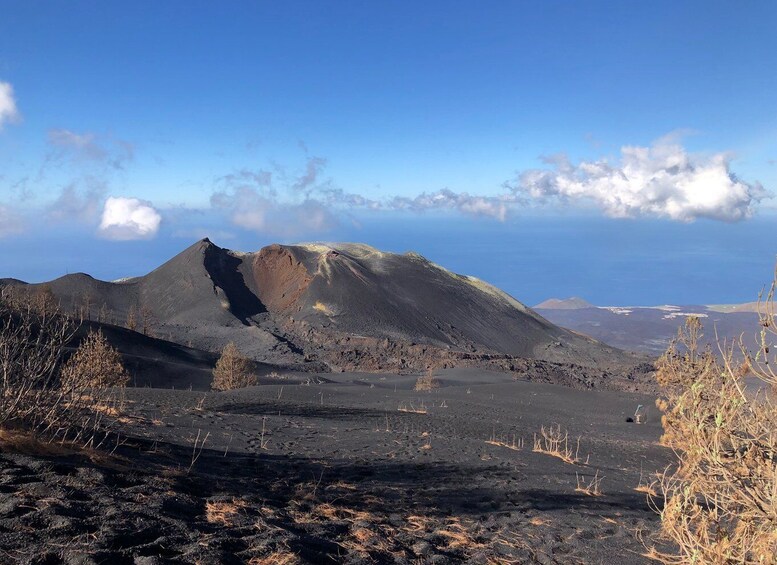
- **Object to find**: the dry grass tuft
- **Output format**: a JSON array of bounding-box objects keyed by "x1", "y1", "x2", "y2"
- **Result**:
[
  {"x1": 486, "y1": 430, "x2": 524, "y2": 451},
  {"x1": 248, "y1": 551, "x2": 300, "y2": 565},
  {"x1": 205, "y1": 499, "x2": 248, "y2": 526},
  {"x1": 398, "y1": 400, "x2": 427, "y2": 414},
  {"x1": 575, "y1": 470, "x2": 603, "y2": 496},
  {"x1": 0, "y1": 428, "x2": 126, "y2": 469},
  {"x1": 404, "y1": 514, "x2": 433, "y2": 534},
  {"x1": 0, "y1": 428, "x2": 76, "y2": 457},
  {"x1": 434, "y1": 518, "x2": 485, "y2": 551},
  {"x1": 634, "y1": 468, "x2": 657, "y2": 497},
  {"x1": 532, "y1": 424, "x2": 584, "y2": 464}
]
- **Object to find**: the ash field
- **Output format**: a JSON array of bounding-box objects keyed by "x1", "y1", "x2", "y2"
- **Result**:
[{"x1": 0, "y1": 240, "x2": 671, "y2": 564}]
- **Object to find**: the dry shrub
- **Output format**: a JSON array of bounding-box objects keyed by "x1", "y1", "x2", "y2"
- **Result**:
[
  {"x1": 648, "y1": 299, "x2": 777, "y2": 563},
  {"x1": 60, "y1": 329, "x2": 129, "y2": 389},
  {"x1": 212, "y1": 342, "x2": 256, "y2": 391},
  {"x1": 0, "y1": 287, "x2": 127, "y2": 449},
  {"x1": 414, "y1": 366, "x2": 440, "y2": 392},
  {"x1": 575, "y1": 470, "x2": 603, "y2": 496},
  {"x1": 532, "y1": 423, "x2": 583, "y2": 464},
  {"x1": 0, "y1": 286, "x2": 75, "y2": 431}
]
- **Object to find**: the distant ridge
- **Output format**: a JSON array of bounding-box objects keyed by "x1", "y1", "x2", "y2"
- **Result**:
[
  {"x1": 535, "y1": 297, "x2": 595, "y2": 310},
  {"x1": 706, "y1": 302, "x2": 761, "y2": 314}
]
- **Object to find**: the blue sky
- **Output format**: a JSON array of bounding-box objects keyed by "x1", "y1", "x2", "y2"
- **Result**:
[{"x1": 1, "y1": 1, "x2": 776, "y2": 305}]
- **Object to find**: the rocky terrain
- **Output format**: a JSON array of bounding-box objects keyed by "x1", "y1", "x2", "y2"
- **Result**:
[{"x1": 0, "y1": 370, "x2": 670, "y2": 564}]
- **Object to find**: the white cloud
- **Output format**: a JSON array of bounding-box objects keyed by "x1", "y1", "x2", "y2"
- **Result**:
[
  {"x1": 211, "y1": 185, "x2": 337, "y2": 238},
  {"x1": 515, "y1": 135, "x2": 768, "y2": 222},
  {"x1": 387, "y1": 189, "x2": 517, "y2": 221},
  {"x1": 291, "y1": 156, "x2": 327, "y2": 193},
  {"x1": 0, "y1": 205, "x2": 23, "y2": 238},
  {"x1": 98, "y1": 197, "x2": 162, "y2": 240},
  {"x1": 47, "y1": 178, "x2": 107, "y2": 223},
  {"x1": 0, "y1": 81, "x2": 20, "y2": 130},
  {"x1": 46, "y1": 129, "x2": 134, "y2": 170},
  {"x1": 172, "y1": 228, "x2": 236, "y2": 241},
  {"x1": 208, "y1": 136, "x2": 767, "y2": 240}
]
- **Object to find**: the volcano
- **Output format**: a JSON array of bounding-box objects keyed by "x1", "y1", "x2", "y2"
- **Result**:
[{"x1": 2, "y1": 239, "x2": 650, "y2": 390}]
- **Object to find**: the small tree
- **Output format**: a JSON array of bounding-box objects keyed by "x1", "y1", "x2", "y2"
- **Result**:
[
  {"x1": 97, "y1": 303, "x2": 109, "y2": 324},
  {"x1": 212, "y1": 343, "x2": 256, "y2": 391},
  {"x1": 126, "y1": 304, "x2": 137, "y2": 332},
  {"x1": 35, "y1": 284, "x2": 59, "y2": 318},
  {"x1": 140, "y1": 305, "x2": 155, "y2": 337},
  {"x1": 414, "y1": 365, "x2": 440, "y2": 392},
  {"x1": 60, "y1": 330, "x2": 129, "y2": 389}
]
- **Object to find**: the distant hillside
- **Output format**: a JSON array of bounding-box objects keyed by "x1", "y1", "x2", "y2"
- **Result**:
[
  {"x1": 706, "y1": 302, "x2": 762, "y2": 314},
  {"x1": 536, "y1": 303, "x2": 762, "y2": 355},
  {"x1": 534, "y1": 297, "x2": 595, "y2": 310}
]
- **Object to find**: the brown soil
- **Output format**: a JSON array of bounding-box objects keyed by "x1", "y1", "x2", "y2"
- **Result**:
[{"x1": 251, "y1": 245, "x2": 312, "y2": 313}]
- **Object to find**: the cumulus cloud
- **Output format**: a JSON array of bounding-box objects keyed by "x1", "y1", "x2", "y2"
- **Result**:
[
  {"x1": 0, "y1": 81, "x2": 20, "y2": 130},
  {"x1": 98, "y1": 197, "x2": 162, "y2": 240},
  {"x1": 211, "y1": 136, "x2": 767, "y2": 238},
  {"x1": 0, "y1": 205, "x2": 23, "y2": 238},
  {"x1": 513, "y1": 135, "x2": 768, "y2": 222}
]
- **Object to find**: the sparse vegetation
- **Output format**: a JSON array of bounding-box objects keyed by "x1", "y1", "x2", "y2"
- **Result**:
[
  {"x1": 205, "y1": 498, "x2": 248, "y2": 526},
  {"x1": 126, "y1": 304, "x2": 137, "y2": 332},
  {"x1": 139, "y1": 304, "x2": 156, "y2": 336},
  {"x1": 575, "y1": 470, "x2": 603, "y2": 496},
  {"x1": 212, "y1": 342, "x2": 256, "y2": 391},
  {"x1": 414, "y1": 366, "x2": 440, "y2": 391},
  {"x1": 533, "y1": 423, "x2": 585, "y2": 464},
  {"x1": 0, "y1": 288, "x2": 128, "y2": 450},
  {"x1": 647, "y1": 285, "x2": 777, "y2": 563},
  {"x1": 486, "y1": 430, "x2": 524, "y2": 451},
  {"x1": 60, "y1": 329, "x2": 129, "y2": 389},
  {"x1": 0, "y1": 287, "x2": 76, "y2": 431},
  {"x1": 398, "y1": 400, "x2": 428, "y2": 414},
  {"x1": 248, "y1": 551, "x2": 300, "y2": 565},
  {"x1": 635, "y1": 469, "x2": 657, "y2": 498}
]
